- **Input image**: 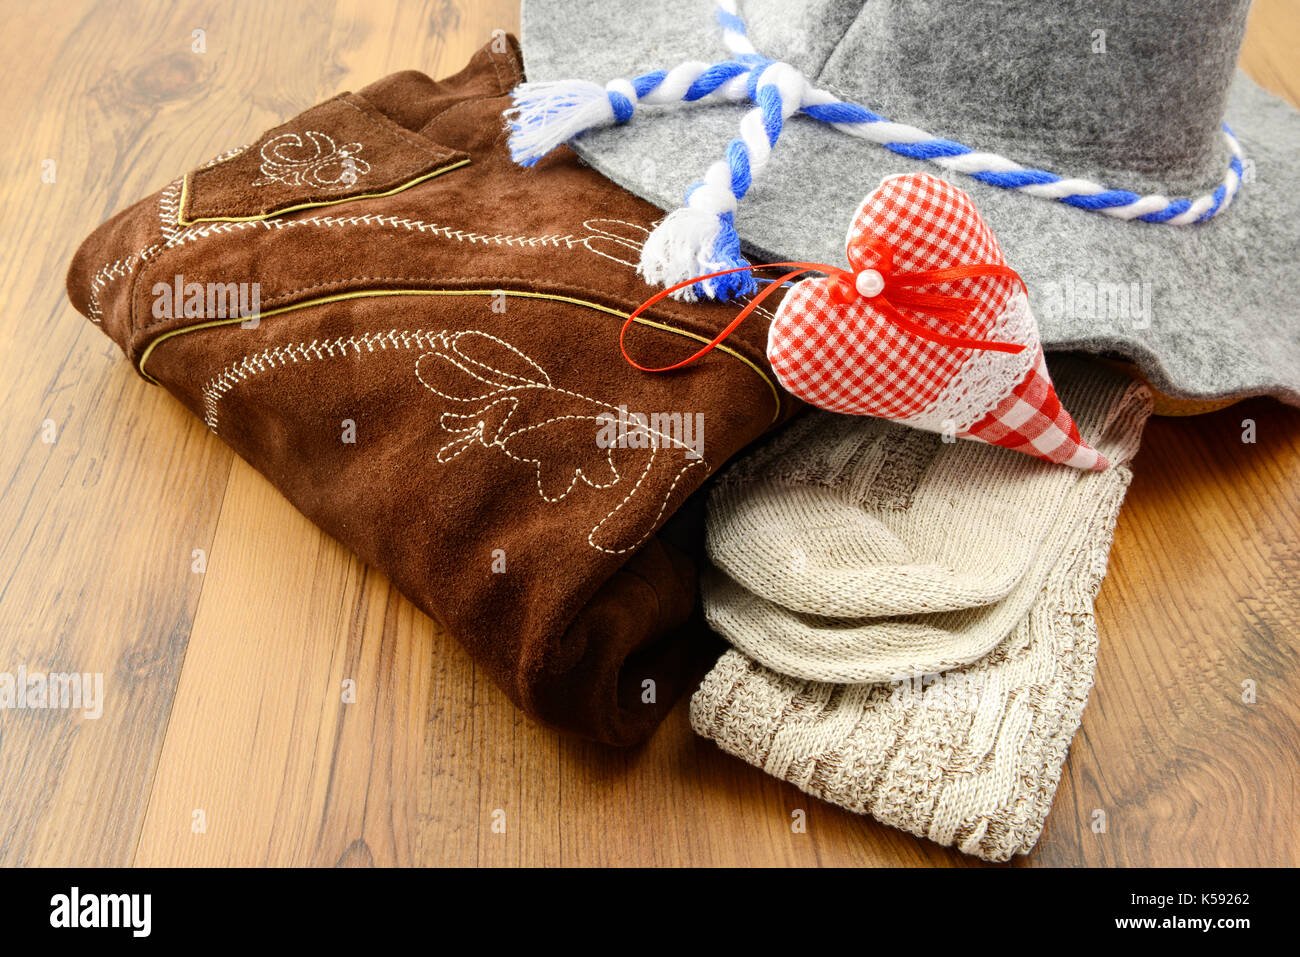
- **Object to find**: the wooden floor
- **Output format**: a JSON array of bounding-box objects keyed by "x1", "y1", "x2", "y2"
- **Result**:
[{"x1": 1, "y1": 0, "x2": 1297, "y2": 868}]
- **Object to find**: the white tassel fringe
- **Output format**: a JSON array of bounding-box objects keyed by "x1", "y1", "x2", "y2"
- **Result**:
[
  {"x1": 640, "y1": 207, "x2": 752, "y2": 302},
  {"x1": 505, "y1": 80, "x2": 617, "y2": 167}
]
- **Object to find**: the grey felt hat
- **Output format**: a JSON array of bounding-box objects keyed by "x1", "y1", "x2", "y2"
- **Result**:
[{"x1": 519, "y1": 0, "x2": 1300, "y2": 406}]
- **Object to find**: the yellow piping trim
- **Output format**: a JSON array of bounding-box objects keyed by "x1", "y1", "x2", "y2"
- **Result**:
[
  {"x1": 175, "y1": 158, "x2": 471, "y2": 226},
  {"x1": 137, "y1": 289, "x2": 783, "y2": 423}
]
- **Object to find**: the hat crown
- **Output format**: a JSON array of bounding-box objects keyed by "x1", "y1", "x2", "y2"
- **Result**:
[{"x1": 744, "y1": 0, "x2": 1250, "y2": 194}]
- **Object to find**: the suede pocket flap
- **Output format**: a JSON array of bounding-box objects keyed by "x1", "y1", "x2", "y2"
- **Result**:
[{"x1": 178, "y1": 93, "x2": 469, "y2": 225}]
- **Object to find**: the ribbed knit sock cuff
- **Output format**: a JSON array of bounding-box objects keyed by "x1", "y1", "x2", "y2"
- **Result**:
[{"x1": 702, "y1": 358, "x2": 1152, "y2": 682}]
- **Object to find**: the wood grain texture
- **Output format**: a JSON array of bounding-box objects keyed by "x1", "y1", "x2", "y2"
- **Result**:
[{"x1": 1, "y1": 0, "x2": 1296, "y2": 868}]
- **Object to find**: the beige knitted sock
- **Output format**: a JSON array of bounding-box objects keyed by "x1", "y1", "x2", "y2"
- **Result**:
[
  {"x1": 702, "y1": 359, "x2": 1151, "y2": 683},
  {"x1": 691, "y1": 426, "x2": 1140, "y2": 861},
  {"x1": 707, "y1": 356, "x2": 1139, "y2": 620}
]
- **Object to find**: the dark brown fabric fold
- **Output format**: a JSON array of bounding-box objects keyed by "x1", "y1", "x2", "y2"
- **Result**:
[{"x1": 66, "y1": 35, "x2": 795, "y2": 745}]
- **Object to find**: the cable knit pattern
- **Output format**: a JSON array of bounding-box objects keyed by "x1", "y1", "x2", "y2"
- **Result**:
[
  {"x1": 705, "y1": 358, "x2": 1149, "y2": 659},
  {"x1": 692, "y1": 468, "x2": 1128, "y2": 861},
  {"x1": 692, "y1": 359, "x2": 1152, "y2": 860}
]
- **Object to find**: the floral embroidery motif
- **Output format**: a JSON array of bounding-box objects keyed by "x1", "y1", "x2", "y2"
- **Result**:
[
  {"x1": 415, "y1": 330, "x2": 708, "y2": 555},
  {"x1": 201, "y1": 329, "x2": 708, "y2": 556},
  {"x1": 253, "y1": 131, "x2": 370, "y2": 191}
]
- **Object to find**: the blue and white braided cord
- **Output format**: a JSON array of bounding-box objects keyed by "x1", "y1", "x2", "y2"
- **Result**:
[
  {"x1": 712, "y1": 0, "x2": 1246, "y2": 224},
  {"x1": 506, "y1": 0, "x2": 1247, "y2": 300}
]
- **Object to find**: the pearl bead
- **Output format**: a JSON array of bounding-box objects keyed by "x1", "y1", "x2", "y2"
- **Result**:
[{"x1": 855, "y1": 269, "x2": 885, "y2": 298}]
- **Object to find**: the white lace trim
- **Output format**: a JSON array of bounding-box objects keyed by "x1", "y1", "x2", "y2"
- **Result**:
[{"x1": 898, "y1": 291, "x2": 1039, "y2": 434}]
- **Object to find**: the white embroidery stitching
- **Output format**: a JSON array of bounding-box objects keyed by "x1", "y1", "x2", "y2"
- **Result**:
[
  {"x1": 414, "y1": 331, "x2": 709, "y2": 554},
  {"x1": 87, "y1": 212, "x2": 779, "y2": 325},
  {"x1": 86, "y1": 245, "x2": 162, "y2": 324},
  {"x1": 201, "y1": 143, "x2": 250, "y2": 171},
  {"x1": 88, "y1": 144, "x2": 253, "y2": 323},
  {"x1": 158, "y1": 179, "x2": 183, "y2": 243},
  {"x1": 167, "y1": 213, "x2": 584, "y2": 250},
  {"x1": 581, "y1": 218, "x2": 778, "y2": 322},
  {"x1": 252, "y1": 131, "x2": 371, "y2": 191},
  {"x1": 200, "y1": 328, "x2": 448, "y2": 430},
  {"x1": 201, "y1": 328, "x2": 708, "y2": 555}
]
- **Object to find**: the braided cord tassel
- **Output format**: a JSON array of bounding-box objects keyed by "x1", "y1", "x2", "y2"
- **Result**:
[
  {"x1": 713, "y1": 0, "x2": 1247, "y2": 224},
  {"x1": 800, "y1": 89, "x2": 1248, "y2": 223},
  {"x1": 505, "y1": 59, "x2": 755, "y2": 166},
  {"x1": 640, "y1": 61, "x2": 807, "y2": 301}
]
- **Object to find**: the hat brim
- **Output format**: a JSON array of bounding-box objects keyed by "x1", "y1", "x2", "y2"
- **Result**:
[{"x1": 522, "y1": 0, "x2": 1300, "y2": 406}]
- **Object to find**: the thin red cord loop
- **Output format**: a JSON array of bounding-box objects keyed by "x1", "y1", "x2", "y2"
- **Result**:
[{"x1": 619, "y1": 255, "x2": 1028, "y2": 373}]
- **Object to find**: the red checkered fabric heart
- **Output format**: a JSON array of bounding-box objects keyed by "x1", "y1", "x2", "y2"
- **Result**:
[{"x1": 767, "y1": 173, "x2": 1107, "y2": 470}]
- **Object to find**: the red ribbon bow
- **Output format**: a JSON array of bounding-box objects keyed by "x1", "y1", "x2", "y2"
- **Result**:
[{"x1": 619, "y1": 237, "x2": 1027, "y2": 373}]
